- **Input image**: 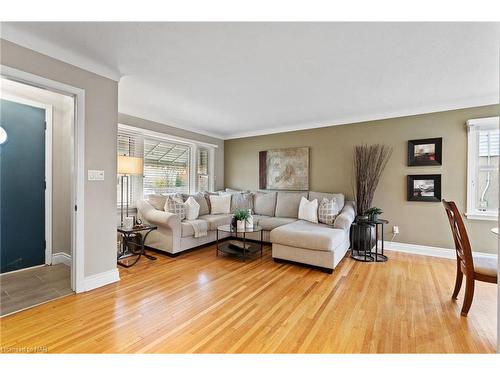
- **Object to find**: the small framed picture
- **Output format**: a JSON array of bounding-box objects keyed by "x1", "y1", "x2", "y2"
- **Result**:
[
  {"x1": 407, "y1": 137, "x2": 442, "y2": 166},
  {"x1": 407, "y1": 174, "x2": 441, "y2": 202}
]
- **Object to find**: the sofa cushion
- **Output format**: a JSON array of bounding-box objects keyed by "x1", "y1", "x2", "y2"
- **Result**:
[
  {"x1": 198, "y1": 214, "x2": 233, "y2": 231},
  {"x1": 164, "y1": 196, "x2": 186, "y2": 221},
  {"x1": 253, "y1": 215, "x2": 297, "y2": 231},
  {"x1": 231, "y1": 192, "x2": 254, "y2": 213},
  {"x1": 181, "y1": 192, "x2": 210, "y2": 216},
  {"x1": 210, "y1": 194, "x2": 231, "y2": 214},
  {"x1": 298, "y1": 196, "x2": 319, "y2": 223},
  {"x1": 318, "y1": 197, "x2": 340, "y2": 225},
  {"x1": 274, "y1": 191, "x2": 308, "y2": 218},
  {"x1": 308, "y1": 192, "x2": 345, "y2": 211},
  {"x1": 253, "y1": 191, "x2": 277, "y2": 216},
  {"x1": 270, "y1": 220, "x2": 346, "y2": 252},
  {"x1": 147, "y1": 194, "x2": 167, "y2": 211},
  {"x1": 184, "y1": 196, "x2": 200, "y2": 221}
]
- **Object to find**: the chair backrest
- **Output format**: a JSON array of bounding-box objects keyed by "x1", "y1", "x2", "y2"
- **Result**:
[{"x1": 442, "y1": 200, "x2": 474, "y2": 275}]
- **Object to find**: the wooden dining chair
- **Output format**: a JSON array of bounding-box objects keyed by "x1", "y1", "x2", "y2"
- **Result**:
[{"x1": 442, "y1": 200, "x2": 497, "y2": 316}]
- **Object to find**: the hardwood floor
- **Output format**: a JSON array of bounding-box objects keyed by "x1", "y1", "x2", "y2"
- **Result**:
[{"x1": 0, "y1": 245, "x2": 496, "y2": 353}]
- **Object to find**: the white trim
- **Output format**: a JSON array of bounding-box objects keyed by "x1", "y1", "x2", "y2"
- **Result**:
[
  {"x1": 380, "y1": 240, "x2": 497, "y2": 260},
  {"x1": 464, "y1": 212, "x2": 498, "y2": 221},
  {"x1": 51, "y1": 252, "x2": 72, "y2": 267},
  {"x1": 209, "y1": 147, "x2": 215, "y2": 192},
  {"x1": 1, "y1": 65, "x2": 86, "y2": 294},
  {"x1": 83, "y1": 268, "x2": 120, "y2": 292},
  {"x1": 0, "y1": 92, "x2": 54, "y2": 265},
  {"x1": 466, "y1": 116, "x2": 500, "y2": 130},
  {"x1": 465, "y1": 116, "x2": 500, "y2": 221},
  {"x1": 1, "y1": 25, "x2": 120, "y2": 81},
  {"x1": 118, "y1": 123, "x2": 219, "y2": 149}
]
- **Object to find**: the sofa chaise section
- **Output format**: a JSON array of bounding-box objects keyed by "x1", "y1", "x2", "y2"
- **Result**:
[{"x1": 270, "y1": 201, "x2": 356, "y2": 272}]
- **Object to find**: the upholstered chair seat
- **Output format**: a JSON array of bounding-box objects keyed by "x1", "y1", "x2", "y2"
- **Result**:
[{"x1": 473, "y1": 255, "x2": 498, "y2": 277}]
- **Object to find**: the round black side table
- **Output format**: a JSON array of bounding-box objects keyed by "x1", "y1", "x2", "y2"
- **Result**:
[{"x1": 351, "y1": 219, "x2": 388, "y2": 262}]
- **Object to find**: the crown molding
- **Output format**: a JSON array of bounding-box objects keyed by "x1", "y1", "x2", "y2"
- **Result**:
[
  {"x1": 224, "y1": 94, "x2": 499, "y2": 139},
  {"x1": 119, "y1": 106, "x2": 226, "y2": 140},
  {"x1": 1, "y1": 24, "x2": 121, "y2": 81}
]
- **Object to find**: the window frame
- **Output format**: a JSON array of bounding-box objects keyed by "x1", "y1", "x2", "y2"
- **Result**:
[
  {"x1": 118, "y1": 124, "x2": 217, "y2": 200},
  {"x1": 466, "y1": 116, "x2": 500, "y2": 221}
]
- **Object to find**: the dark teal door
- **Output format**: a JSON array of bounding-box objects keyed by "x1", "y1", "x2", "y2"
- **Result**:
[{"x1": 0, "y1": 99, "x2": 46, "y2": 273}]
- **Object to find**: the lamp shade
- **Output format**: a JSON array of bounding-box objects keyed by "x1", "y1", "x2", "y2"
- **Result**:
[{"x1": 117, "y1": 156, "x2": 143, "y2": 175}]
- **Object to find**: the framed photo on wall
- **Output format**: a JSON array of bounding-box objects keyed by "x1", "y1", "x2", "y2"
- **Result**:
[
  {"x1": 407, "y1": 137, "x2": 442, "y2": 166},
  {"x1": 407, "y1": 174, "x2": 441, "y2": 202}
]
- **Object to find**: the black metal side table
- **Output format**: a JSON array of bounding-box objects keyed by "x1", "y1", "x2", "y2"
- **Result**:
[
  {"x1": 117, "y1": 225, "x2": 157, "y2": 268},
  {"x1": 351, "y1": 219, "x2": 388, "y2": 262}
]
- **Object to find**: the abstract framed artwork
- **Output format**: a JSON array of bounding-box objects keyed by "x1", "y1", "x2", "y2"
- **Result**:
[
  {"x1": 407, "y1": 174, "x2": 441, "y2": 202},
  {"x1": 407, "y1": 137, "x2": 442, "y2": 166},
  {"x1": 259, "y1": 147, "x2": 309, "y2": 190}
]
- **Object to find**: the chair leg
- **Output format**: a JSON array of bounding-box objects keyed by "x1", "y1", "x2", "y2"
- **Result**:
[
  {"x1": 451, "y1": 267, "x2": 463, "y2": 300},
  {"x1": 461, "y1": 276, "x2": 475, "y2": 317}
]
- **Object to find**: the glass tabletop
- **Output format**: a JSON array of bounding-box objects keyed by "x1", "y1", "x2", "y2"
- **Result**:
[
  {"x1": 117, "y1": 224, "x2": 157, "y2": 233},
  {"x1": 217, "y1": 224, "x2": 263, "y2": 233}
]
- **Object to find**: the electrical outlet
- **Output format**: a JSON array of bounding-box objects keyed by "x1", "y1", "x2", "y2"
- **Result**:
[{"x1": 393, "y1": 226, "x2": 399, "y2": 235}]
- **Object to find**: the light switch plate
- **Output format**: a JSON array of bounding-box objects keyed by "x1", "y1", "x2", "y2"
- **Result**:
[{"x1": 88, "y1": 170, "x2": 105, "y2": 181}]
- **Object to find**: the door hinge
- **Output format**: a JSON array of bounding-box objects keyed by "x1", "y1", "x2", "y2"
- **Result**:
[
  {"x1": 74, "y1": 204, "x2": 78, "y2": 212},
  {"x1": 44, "y1": 180, "x2": 46, "y2": 190},
  {"x1": 45, "y1": 121, "x2": 47, "y2": 130}
]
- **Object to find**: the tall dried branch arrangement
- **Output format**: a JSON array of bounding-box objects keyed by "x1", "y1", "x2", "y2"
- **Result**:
[{"x1": 353, "y1": 144, "x2": 393, "y2": 216}]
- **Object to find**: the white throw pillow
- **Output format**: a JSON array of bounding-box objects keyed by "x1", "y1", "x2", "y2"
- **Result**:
[
  {"x1": 184, "y1": 196, "x2": 200, "y2": 221},
  {"x1": 209, "y1": 194, "x2": 231, "y2": 214},
  {"x1": 298, "y1": 197, "x2": 319, "y2": 223}
]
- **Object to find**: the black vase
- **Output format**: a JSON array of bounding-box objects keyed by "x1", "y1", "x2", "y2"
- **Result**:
[
  {"x1": 351, "y1": 223, "x2": 376, "y2": 252},
  {"x1": 231, "y1": 216, "x2": 237, "y2": 228}
]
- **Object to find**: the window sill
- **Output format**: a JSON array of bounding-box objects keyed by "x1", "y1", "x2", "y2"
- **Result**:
[{"x1": 465, "y1": 212, "x2": 498, "y2": 221}]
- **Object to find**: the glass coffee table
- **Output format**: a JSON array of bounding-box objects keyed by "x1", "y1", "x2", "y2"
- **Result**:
[{"x1": 216, "y1": 224, "x2": 263, "y2": 260}]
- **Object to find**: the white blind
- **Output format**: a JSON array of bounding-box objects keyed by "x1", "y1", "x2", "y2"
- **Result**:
[
  {"x1": 143, "y1": 137, "x2": 190, "y2": 195},
  {"x1": 197, "y1": 148, "x2": 209, "y2": 192},
  {"x1": 479, "y1": 130, "x2": 499, "y2": 157}
]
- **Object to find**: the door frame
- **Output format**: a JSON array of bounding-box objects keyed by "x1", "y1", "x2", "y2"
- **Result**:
[
  {"x1": 1, "y1": 65, "x2": 86, "y2": 293},
  {"x1": 0, "y1": 92, "x2": 53, "y2": 265}
]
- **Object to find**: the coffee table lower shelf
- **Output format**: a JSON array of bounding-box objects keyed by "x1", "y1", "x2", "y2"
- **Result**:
[{"x1": 217, "y1": 241, "x2": 262, "y2": 260}]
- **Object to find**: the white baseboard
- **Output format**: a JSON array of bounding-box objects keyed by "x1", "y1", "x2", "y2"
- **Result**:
[
  {"x1": 51, "y1": 252, "x2": 72, "y2": 267},
  {"x1": 83, "y1": 268, "x2": 120, "y2": 292},
  {"x1": 378, "y1": 240, "x2": 497, "y2": 259}
]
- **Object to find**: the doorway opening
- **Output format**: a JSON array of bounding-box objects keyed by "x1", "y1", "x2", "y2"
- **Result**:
[{"x1": 0, "y1": 77, "x2": 75, "y2": 316}]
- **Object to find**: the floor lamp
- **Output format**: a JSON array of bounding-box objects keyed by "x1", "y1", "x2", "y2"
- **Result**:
[{"x1": 117, "y1": 155, "x2": 144, "y2": 226}]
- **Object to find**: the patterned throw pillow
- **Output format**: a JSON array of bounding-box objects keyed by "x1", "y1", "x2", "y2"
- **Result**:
[
  {"x1": 164, "y1": 196, "x2": 186, "y2": 221},
  {"x1": 318, "y1": 197, "x2": 339, "y2": 225}
]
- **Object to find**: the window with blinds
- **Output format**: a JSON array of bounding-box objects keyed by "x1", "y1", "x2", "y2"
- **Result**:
[
  {"x1": 466, "y1": 117, "x2": 499, "y2": 219},
  {"x1": 197, "y1": 148, "x2": 210, "y2": 192},
  {"x1": 143, "y1": 138, "x2": 191, "y2": 195}
]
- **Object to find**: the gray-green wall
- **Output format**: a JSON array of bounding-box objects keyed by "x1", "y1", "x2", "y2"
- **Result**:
[{"x1": 225, "y1": 105, "x2": 500, "y2": 254}]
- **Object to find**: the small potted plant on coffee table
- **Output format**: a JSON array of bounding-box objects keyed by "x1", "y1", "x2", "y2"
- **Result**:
[
  {"x1": 234, "y1": 209, "x2": 250, "y2": 231},
  {"x1": 366, "y1": 207, "x2": 383, "y2": 222}
]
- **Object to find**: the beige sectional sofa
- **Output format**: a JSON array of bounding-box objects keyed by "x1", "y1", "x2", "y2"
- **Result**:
[{"x1": 137, "y1": 190, "x2": 356, "y2": 272}]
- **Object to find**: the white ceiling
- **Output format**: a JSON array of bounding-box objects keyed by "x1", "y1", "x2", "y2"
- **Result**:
[{"x1": 1, "y1": 22, "x2": 499, "y2": 139}]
